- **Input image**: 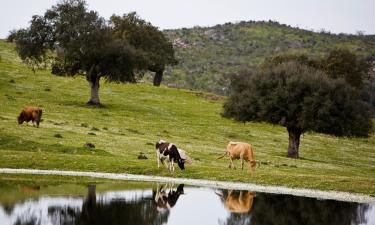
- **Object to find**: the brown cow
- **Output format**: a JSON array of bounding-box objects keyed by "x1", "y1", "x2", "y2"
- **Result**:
[
  {"x1": 218, "y1": 142, "x2": 257, "y2": 171},
  {"x1": 17, "y1": 106, "x2": 43, "y2": 128}
]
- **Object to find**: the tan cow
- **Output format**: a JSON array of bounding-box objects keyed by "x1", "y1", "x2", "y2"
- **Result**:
[{"x1": 218, "y1": 142, "x2": 257, "y2": 171}]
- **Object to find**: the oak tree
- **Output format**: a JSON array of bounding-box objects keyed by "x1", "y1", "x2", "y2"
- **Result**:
[{"x1": 223, "y1": 62, "x2": 373, "y2": 158}]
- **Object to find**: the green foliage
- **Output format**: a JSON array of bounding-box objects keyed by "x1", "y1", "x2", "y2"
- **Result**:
[
  {"x1": 322, "y1": 48, "x2": 370, "y2": 89},
  {"x1": 110, "y1": 12, "x2": 176, "y2": 85},
  {"x1": 111, "y1": 12, "x2": 176, "y2": 69},
  {"x1": 6, "y1": 30, "x2": 18, "y2": 43},
  {"x1": 261, "y1": 53, "x2": 320, "y2": 70},
  {"x1": 223, "y1": 62, "x2": 373, "y2": 137}
]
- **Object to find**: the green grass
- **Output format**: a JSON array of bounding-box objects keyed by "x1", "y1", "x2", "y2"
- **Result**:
[{"x1": 0, "y1": 40, "x2": 374, "y2": 195}]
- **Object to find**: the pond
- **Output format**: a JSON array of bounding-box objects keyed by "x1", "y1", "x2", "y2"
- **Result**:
[{"x1": 0, "y1": 180, "x2": 374, "y2": 225}]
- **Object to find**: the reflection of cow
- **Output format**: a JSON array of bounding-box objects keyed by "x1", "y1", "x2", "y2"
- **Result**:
[
  {"x1": 217, "y1": 190, "x2": 255, "y2": 214},
  {"x1": 153, "y1": 184, "x2": 184, "y2": 210},
  {"x1": 20, "y1": 185, "x2": 40, "y2": 194}
]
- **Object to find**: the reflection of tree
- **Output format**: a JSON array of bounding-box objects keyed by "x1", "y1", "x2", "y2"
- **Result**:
[
  {"x1": 67, "y1": 186, "x2": 168, "y2": 225},
  {"x1": 14, "y1": 217, "x2": 38, "y2": 225},
  {"x1": 48, "y1": 206, "x2": 79, "y2": 225},
  {"x1": 219, "y1": 192, "x2": 370, "y2": 225},
  {"x1": 73, "y1": 185, "x2": 169, "y2": 225},
  {"x1": 4, "y1": 184, "x2": 173, "y2": 225}
]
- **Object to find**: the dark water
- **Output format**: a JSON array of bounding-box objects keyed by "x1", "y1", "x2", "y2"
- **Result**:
[{"x1": 0, "y1": 182, "x2": 374, "y2": 225}]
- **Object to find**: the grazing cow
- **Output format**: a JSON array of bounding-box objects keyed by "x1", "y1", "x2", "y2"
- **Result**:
[
  {"x1": 218, "y1": 141, "x2": 257, "y2": 171},
  {"x1": 17, "y1": 106, "x2": 43, "y2": 128},
  {"x1": 153, "y1": 184, "x2": 184, "y2": 210},
  {"x1": 156, "y1": 140, "x2": 185, "y2": 171},
  {"x1": 216, "y1": 190, "x2": 255, "y2": 214}
]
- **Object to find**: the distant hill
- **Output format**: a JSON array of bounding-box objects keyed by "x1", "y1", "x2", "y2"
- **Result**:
[{"x1": 161, "y1": 20, "x2": 375, "y2": 95}]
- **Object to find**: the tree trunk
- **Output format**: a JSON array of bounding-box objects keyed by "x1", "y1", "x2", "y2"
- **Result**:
[
  {"x1": 87, "y1": 77, "x2": 101, "y2": 106},
  {"x1": 153, "y1": 70, "x2": 163, "y2": 86},
  {"x1": 86, "y1": 65, "x2": 102, "y2": 106},
  {"x1": 287, "y1": 128, "x2": 301, "y2": 159}
]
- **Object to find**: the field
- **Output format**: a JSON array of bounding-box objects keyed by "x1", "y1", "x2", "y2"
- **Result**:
[{"x1": 0, "y1": 40, "x2": 374, "y2": 195}]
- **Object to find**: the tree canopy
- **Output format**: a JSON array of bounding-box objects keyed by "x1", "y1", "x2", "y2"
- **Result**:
[
  {"x1": 11, "y1": 0, "x2": 175, "y2": 106},
  {"x1": 322, "y1": 48, "x2": 370, "y2": 89},
  {"x1": 111, "y1": 13, "x2": 177, "y2": 86},
  {"x1": 223, "y1": 62, "x2": 373, "y2": 158},
  {"x1": 262, "y1": 49, "x2": 370, "y2": 89}
]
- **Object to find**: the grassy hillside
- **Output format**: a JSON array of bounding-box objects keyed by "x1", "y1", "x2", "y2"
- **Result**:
[
  {"x1": 161, "y1": 21, "x2": 375, "y2": 94},
  {"x1": 0, "y1": 40, "x2": 374, "y2": 195}
]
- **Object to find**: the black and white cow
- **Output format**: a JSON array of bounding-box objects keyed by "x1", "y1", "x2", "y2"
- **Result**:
[{"x1": 156, "y1": 140, "x2": 185, "y2": 171}]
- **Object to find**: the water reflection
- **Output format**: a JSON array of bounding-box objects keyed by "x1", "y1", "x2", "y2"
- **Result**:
[
  {"x1": 216, "y1": 190, "x2": 255, "y2": 214},
  {"x1": 0, "y1": 182, "x2": 373, "y2": 225},
  {"x1": 218, "y1": 192, "x2": 372, "y2": 225},
  {"x1": 153, "y1": 184, "x2": 184, "y2": 211}
]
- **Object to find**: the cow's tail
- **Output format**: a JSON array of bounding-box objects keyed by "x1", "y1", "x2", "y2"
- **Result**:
[{"x1": 217, "y1": 151, "x2": 227, "y2": 159}]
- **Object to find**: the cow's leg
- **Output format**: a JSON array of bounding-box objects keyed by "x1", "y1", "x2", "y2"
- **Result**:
[
  {"x1": 156, "y1": 152, "x2": 161, "y2": 168},
  {"x1": 230, "y1": 157, "x2": 236, "y2": 169},
  {"x1": 241, "y1": 157, "x2": 244, "y2": 170}
]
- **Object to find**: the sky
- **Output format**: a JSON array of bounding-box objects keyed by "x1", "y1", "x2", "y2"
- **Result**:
[{"x1": 1, "y1": 0, "x2": 374, "y2": 39}]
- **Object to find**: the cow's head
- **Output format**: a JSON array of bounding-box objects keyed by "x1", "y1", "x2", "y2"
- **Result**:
[
  {"x1": 17, "y1": 114, "x2": 24, "y2": 124},
  {"x1": 177, "y1": 159, "x2": 185, "y2": 170}
]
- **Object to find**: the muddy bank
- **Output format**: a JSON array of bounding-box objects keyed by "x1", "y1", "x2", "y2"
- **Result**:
[{"x1": 0, "y1": 168, "x2": 374, "y2": 204}]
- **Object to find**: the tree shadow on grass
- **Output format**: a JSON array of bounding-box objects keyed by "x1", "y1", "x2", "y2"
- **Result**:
[
  {"x1": 58, "y1": 99, "x2": 119, "y2": 110},
  {"x1": 298, "y1": 157, "x2": 327, "y2": 164},
  {"x1": 0, "y1": 133, "x2": 111, "y2": 156}
]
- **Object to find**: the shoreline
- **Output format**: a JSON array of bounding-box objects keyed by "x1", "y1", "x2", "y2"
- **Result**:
[{"x1": 0, "y1": 168, "x2": 374, "y2": 204}]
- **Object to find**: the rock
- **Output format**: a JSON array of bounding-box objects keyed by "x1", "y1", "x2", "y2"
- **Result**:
[
  {"x1": 138, "y1": 152, "x2": 148, "y2": 160},
  {"x1": 54, "y1": 133, "x2": 63, "y2": 138},
  {"x1": 85, "y1": 142, "x2": 95, "y2": 149}
]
